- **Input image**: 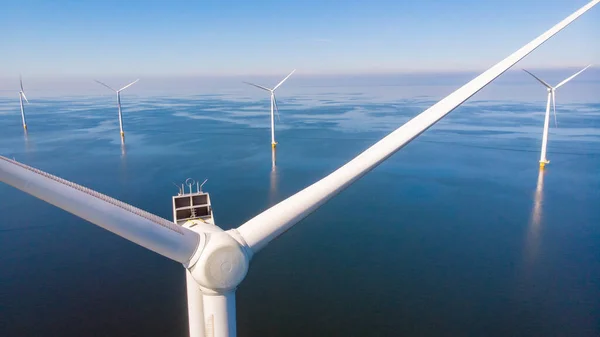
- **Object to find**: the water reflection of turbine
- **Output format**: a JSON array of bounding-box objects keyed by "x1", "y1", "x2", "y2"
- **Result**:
[
  {"x1": 523, "y1": 169, "x2": 545, "y2": 270},
  {"x1": 269, "y1": 147, "x2": 278, "y2": 206},
  {"x1": 119, "y1": 141, "x2": 128, "y2": 182},
  {"x1": 121, "y1": 139, "x2": 127, "y2": 159},
  {"x1": 23, "y1": 131, "x2": 31, "y2": 153}
]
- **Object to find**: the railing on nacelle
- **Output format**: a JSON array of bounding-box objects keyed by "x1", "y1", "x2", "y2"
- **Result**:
[{"x1": 172, "y1": 178, "x2": 212, "y2": 225}]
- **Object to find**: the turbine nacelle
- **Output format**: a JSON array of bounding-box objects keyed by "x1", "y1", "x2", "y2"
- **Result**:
[{"x1": 19, "y1": 91, "x2": 29, "y2": 103}]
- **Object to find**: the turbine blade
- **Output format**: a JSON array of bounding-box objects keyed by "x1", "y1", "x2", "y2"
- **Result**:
[
  {"x1": 235, "y1": 0, "x2": 600, "y2": 253},
  {"x1": 273, "y1": 96, "x2": 282, "y2": 122},
  {"x1": 555, "y1": 64, "x2": 592, "y2": 89},
  {"x1": 118, "y1": 79, "x2": 140, "y2": 92},
  {"x1": 202, "y1": 292, "x2": 237, "y2": 337},
  {"x1": 272, "y1": 69, "x2": 296, "y2": 91},
  {"x1": 21, "y1": 92, "x2": 29, "y2": 104},
  {"x1": 243, "y1": 81, "x2": 272, "y2": 92},
  {"x1": 20, "y1": 74, "x2": 24, "y2": 92},
  {"x1": 522, "y1": 69, "x2": 552, "y2": 89},
  {"x1": 94, "y1": 80, "x2": 117, "y2": 92},
  {"x1": 0, "y1": 155, "x2": 201, "y2": 264},
  {"x1": 552, "y1": 91, "x2": 558, "y2": 128}
]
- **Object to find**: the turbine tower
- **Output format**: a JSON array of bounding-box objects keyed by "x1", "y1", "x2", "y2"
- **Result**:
[
  {"x1": 2, "y1": 1, "x2": 599, "y2": 336},
  {"x1": 244, "y1": 70, "x2": 295, "y2": 148},
  {"x1": 18, "y1": 75, "x2": 30, "y2": 131},
  {"x1": 523, "y1": 65, "x2": 591, "y2": 168},
  {"x1": 94, "y1": 79, "x2": 139, "y2": 140}
]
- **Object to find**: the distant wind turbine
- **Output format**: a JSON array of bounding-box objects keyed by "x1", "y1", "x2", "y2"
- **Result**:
[
  {"x1": 522, "y1": 65, "x2": 591, "y2": 168},
  {"x1": 94, "y1": 79, "x2": 139, "y2": 139},
  {"x1": 244, "y1": 70, "x2": 295, "y2": 148},
  {"x1": 18, "y1": 75, "x2": 30, "y2": 131}
]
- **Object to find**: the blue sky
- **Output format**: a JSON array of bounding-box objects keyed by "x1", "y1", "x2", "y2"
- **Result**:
[{"x1": 0, "y1": 0, "x2": 598, "y2": 77}]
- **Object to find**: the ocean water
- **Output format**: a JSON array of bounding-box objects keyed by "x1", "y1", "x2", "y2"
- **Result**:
[{"x1": 0, "y1": 77, "x2": 599, "y2": 336}]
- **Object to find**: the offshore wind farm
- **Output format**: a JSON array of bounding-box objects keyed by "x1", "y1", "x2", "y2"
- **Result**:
[{"x1": 1, "y1": 1, "x2": 600, "y2": 337}]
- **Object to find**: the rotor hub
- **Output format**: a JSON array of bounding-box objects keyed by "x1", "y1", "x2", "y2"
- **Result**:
[{"x1": 187, "y1": 229, "x2": 250, "y2": 293}]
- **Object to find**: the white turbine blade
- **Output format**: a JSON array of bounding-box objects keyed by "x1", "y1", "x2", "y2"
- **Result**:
[
  {"x1": 235, "y1": 0, "x2": 600, "y2": 253},
  {"x1": 21, "y1": 92, "x2": 30, "y2": 104},
  {"x1": 94, "y1": 79, "x2": 117, "y2": 92},
  {"x1": 272, "y1": 69, "x2": 296, "y2": 91},
  {"x1": 555, "y1": 64, "x2": 592, "y2": 89},
  {"x1": 552, "y1": 91, "x2": 558, "y2": 127},
  {"x1": 273, "y1": 96, "x2": 282, "y2": 122},
  {"x1": 0, "y1": 156, "x2": 200, "y2": 264},
  {"x1": 20, "y1": 74, "x2": 24, "y2": 92},
  {"x1": 203, "y1": 293, "x2": 236, "y2": 337},
  {"x1": 118, "y1": 79, "x2": 140, "y2": 92},
  {"x1": 522, "y1": 69, "x2": 552, "y2": 89},
  {"x1": 243, "y1": 81, "x2": 272, "y2": 92}
]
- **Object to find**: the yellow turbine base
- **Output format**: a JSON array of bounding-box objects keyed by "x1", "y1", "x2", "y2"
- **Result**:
[
  {"x1": 120, "y1": 131, "x2": 125, "y2": 138},
  {"x1": 271, "y1": 143, "x2": 277, "y2": 148},
  {"x1": 23, "y1": 125, "x2": 27, "y2": 130},
  {"x1": 539, "y1": 162, "x2": 546, "y2": 169}
]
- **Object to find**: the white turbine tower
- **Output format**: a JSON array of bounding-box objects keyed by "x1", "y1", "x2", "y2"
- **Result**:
[
  {"x1": 94, "y1": 79, "x2": 139, "y2": 140},
  {"x1": 1, "y1": 1, "x2": 598, "y2": 336},
  {"x1": 244, "y1": 70, "x2": 296, "y2": 148},
  {"x1": 522, "y1": 65, "x2": 592, "y2": 168},
  {"x1": 18, "y1": 75, "x2": 30, "y2": 131}
]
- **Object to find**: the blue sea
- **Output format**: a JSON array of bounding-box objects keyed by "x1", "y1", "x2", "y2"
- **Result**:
[{"x1": 1, "y1": 72, "x2": 599, "y2": 336}]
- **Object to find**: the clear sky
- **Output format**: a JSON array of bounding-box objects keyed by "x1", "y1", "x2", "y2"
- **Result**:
[{"x1": 0, "y1": 0, "x2": 598, "y2": 78}]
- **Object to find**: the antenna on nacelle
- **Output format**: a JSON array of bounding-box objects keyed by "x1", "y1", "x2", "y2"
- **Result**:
[
  {"x1": 172, "y1": 182, "x2": 183, "y2": 195},
  {"x1": 200, "y1": 179, "x2": 208, "y2": 192},
  {"x1": 185, "y1": 178, "x2": 195, "y2": 194}
]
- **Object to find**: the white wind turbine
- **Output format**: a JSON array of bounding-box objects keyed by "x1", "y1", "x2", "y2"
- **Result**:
[
  {"x1": 18, "y1": 75, "x2": 30, "y2": 131},
  {"x1": 522, "y1": 65, "x2": 592, "y2": 168},
  {"x1": 1, "y1": 1, "x2": 598, "y2": 336},
  {"x1": 94, "y1": 79, "x2": 139, "y2": 140},
  {"x1": 244, "y1": 70, "x2": 296, "y2": 148}
]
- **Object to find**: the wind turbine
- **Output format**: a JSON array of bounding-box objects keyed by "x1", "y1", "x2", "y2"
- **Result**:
[
  {"x1": 1, "y1": 1, "x2": 598, "y2": 336},
  {"x1": 94, "y1": 79, "x2": 139, "y2": 140},
  {"x1": 18, "y1": 75, "x2": 30, "y2": 131},
  {"x1": 244, "y1": 70, "x2": 295, "y2": 148},
  {"x1": 522, "y1": 65, "x2": 591, "y2": 168}
]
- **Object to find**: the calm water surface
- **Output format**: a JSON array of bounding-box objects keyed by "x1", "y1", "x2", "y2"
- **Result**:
[{"x1": 0, "y1": 82, "x2": 599, "y2": 336}]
